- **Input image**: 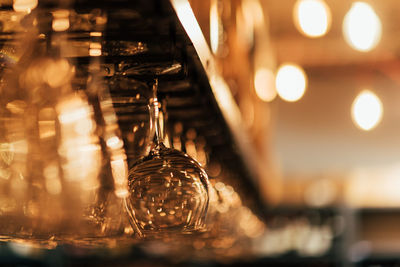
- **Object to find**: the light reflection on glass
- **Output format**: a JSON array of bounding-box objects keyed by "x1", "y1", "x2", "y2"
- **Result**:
[
  {"x1": 52, "y1": 10, "x2": 70, "y2": 32},
  {"x1": 90, "y1": 32, "x2": 102, "y2": 37},
  {"x1": 6, "y1": 101, "x2": 26, "y2": 115},
  {"x1": 89, "y1": 42, "x2": 102, "y2": 56},
  {"x1": 106, "y1": 136, "x2": 124, "y2": 149},
  {"x1": 44, "y1": 164, "x2": 61, "y2": 195},
  {"x1": 57, "y1": 96, "x2": 101, "y2": 187},
  {"x1": 111, "y1": 158, "x2": 129, "y2": 198},
  {"x1": 0, "y1": 4, "x2": 132, "y2": 242},
  {"x1": 13, "y1": 0, "x2": 38, "y2": 13},
  {"x1": 171, "y1": 0, "x2": 210, "y2": 61},
  {"x1": 343, "y1": 2, "x2": 382, "y2": 52},
  {"x1": 38, "y1": 120, "x2": 56, "y2": 139}
]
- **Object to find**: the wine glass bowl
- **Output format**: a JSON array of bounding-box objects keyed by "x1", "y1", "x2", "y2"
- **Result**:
[
  {"x1": 126, "y1": 143, "x2": 209, "y2": 236},
  {"x1": 119, "y1": 78, "x2": 211, "y2": 237}
]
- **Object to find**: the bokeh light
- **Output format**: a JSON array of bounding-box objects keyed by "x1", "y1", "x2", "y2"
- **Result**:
[
  {"x1": 89, "y1": 42, "x2": 102, "y2": 56},
  {"x1": 52, "y1": 10, "x2": 70, "y2": 32},
  {"x1": 343, "y1": 2, "x2": 382, "y2": 52},
  {"x1": 351, "y1": 90, "x2": 383, "y2": 131},
  {"x1": 13, "y1": 0, "x2": 37, "y2": 13},
  {"x1": 293, "y1": 0, "x2": 331, "y2": 38},
  {"x1": 275, "y1": 64, "x2": 307, "y2": 102},
  {"x1": 254, "y1": 68, "x2": 276, "y2": 102}
]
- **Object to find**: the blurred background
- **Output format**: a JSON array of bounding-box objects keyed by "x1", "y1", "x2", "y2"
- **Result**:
[
  {"x1": 190, "y1": 0, "x2": 400, "y2": 207},
  {"x1": 189, "y1": 0, "x2": 400, "y2": 265}
]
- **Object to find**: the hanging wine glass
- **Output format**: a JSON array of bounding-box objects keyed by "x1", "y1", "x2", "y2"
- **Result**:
[{"x1": 125, "y1": 79, "x2": 210, "y2": 237}]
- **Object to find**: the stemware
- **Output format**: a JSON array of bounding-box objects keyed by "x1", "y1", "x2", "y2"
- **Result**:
[
  {"x1": 125, "y1": 79, "x2": 210, "y2": 237},
  {"x1": 0, "y1": 4, "x2": 129, "y2": 245}
]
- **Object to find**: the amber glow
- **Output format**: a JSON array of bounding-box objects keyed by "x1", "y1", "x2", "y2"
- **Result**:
[
  {"x1": 343, "y1": 2, "x2": 382, "y2": 52},
  {"x1": 242, "y1": 0, "x2": 264, "y2": 27},
  {"x1": 293, "y1": 0, "x2": 331, "y2": 38},
  {"x1": 275, "y1": 64, "x2": 307, "y2": 102},
  {"x1": 106, "y1": 136, "x2": 124, "y2": 149},
  {"x1": 13, "y1": 0, "x2": 37, "y2": 13},
  {"x1": 89, "y1": 43, "x2": 102, "y2": 56},
  {"x1": 58, "y1": 106, "x2": 89, "y2": 124},
  {"x1": 351, "y1": 90, "x2": 383, "y2": 131},
  {"x1": 44, "y1": 164, "x2": 62, "y2": 195},
  {"x1": 52, "y1": 10, "x2": 70, "y2": 32},
  {"x1": 237, "y1": 0, "x2": 264, "y2": 49},
  {"x1": 210, "y1": 0, "x2": 220, "y2": 54},
  {"x1": 90, "y1": 32, "x2": 102, "y2": 37},
  {"x1": 44, "y1": 59, "x2": 73, "y2": 88},
  {"x1": 111, "y1": 158, "x2": 129, "y2": 198},
  {"x1": 6, "y1": 100, "x2": 26, "y2": 115},
  {"x1": 57, "y1": 96, "x2": 101, "y2": 188},
  {"x1": 254, "y1": 68, "x2": 276, "y2": 102}
]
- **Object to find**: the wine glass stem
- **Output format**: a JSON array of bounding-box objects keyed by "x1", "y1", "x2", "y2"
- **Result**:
[{"x1": 151, "y1": 79, "x2": 163, "y2": 146}]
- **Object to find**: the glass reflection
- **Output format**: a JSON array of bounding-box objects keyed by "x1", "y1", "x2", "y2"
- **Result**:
[
  {"x1": 126, "y1": 81, "x2": 210, "y2": 237},
  {"x1": 0, "y1": 3, "x2": 128, "y2": 245}
]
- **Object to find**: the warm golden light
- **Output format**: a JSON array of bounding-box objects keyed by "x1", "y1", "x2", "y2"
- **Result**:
[
  {"x1": 89, "y1": 43, "x2": 102, "y2": 56},
  {"x1": 44, "y1": 164, "x2": 62, "y2": 195},
  {"x1": 293, "y1": 0, "x2": 331, "y2": 38},
  {"x1": 242, "y1": 0, "x2": 264, "y2": 27},
  {"x1": 13, "y1": 0, "x2": 37, "y2": 13},
  {"x1": 44, "y1": 59, "x2": 73, "y2": 88},
  {"x1": 111, "y1": 158, "x2": 129, "y2": 198},
  {"x1": 237, "y1": 0, "x2": 264, "y2": 49},
  {"x1": 351, "y1": 90, "x2": 383, "y2": 131},
  {"x1": 210, "y1": 0, "x2": 220, "y2": 54},
  {"x1": 90, "y1": 32, "x2": 102, "y2": 37},
  {"x1": 52, "y1": 10, "x2": 70, "y2": 32},
  {"x1": 57, "y1": 96, "x2": 101, "y2": 187},
  {"x1": 343, "y1": 2, "x2": 382, "y2": 52},
  {"x1": 254, "y1": 68, "x2": 276, "y2": 102},
  {"x1": 106, "y1": 136, "x2": 123, "y2": 149},
  {"x1": 275, "y1": 64, "x2": 307, "y2": 102}
]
